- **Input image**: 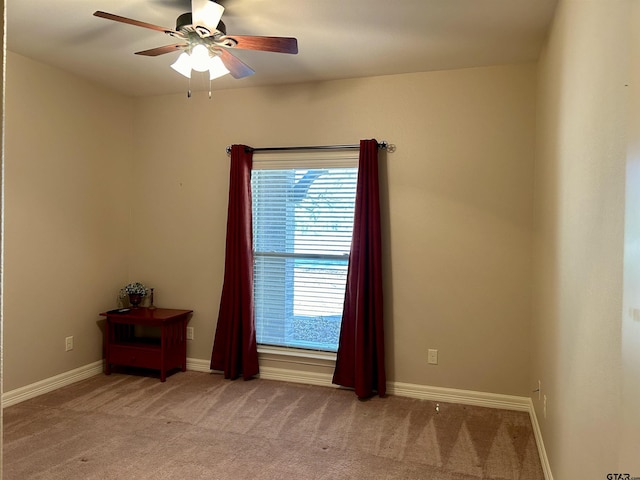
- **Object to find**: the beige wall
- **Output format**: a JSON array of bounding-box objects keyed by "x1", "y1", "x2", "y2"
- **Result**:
[
  {"x1": 532, "y1": 0, "x2": 637, "y2": 476},
  {"x1": 3, "y1": 52, "x2": 133, "y2": 391},
  {"x1": 622, "y1": 0, "x2": 640, "y2": 470},
  {"x1": 2, "y1": 0, "x2": 6, "y2": 472},
  {"x1": 2, "y1": 53, "x2": 536, "y2": 398},
  {"x1": 131, "y1": 64, "x2": 537, "y2": 395}
]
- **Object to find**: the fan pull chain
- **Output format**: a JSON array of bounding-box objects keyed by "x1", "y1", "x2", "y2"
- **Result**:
[{"x1": 187, "y1": 76, "x2": 192, "y2": 98}]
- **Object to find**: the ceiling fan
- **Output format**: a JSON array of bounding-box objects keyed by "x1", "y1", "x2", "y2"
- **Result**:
[{"x1": 94, "y1": 0, "x2": 298, "y2": 86}]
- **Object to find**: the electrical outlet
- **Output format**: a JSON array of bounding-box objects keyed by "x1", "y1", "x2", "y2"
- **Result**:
[
  {"x1": 186, "y1": 327, "x2": 194, "y2": 340},
  {"x1": 427, "y1": 349, "x2": 438, "y2": 365},
  {"x1": 65, "y1": 336, "x2": 74, "y2": 352},
  {"x1": 543, "y1": 395, "x2": 547, "y2": 418}
]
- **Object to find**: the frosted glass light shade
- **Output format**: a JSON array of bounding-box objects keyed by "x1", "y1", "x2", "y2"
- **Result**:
[
  {"x1": 191, "y1": 45, "x2": 211, "y2": 72},
  {"x1": 170, "y1": 52, "x2": 192, "y2": 78},
  {"x1": 209, "y1": 56, "x2": 230, "y2": 80}
]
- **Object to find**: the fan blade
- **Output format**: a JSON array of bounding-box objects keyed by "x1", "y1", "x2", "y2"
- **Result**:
[
  {"x1": 215, "y1": 48, "x2": 255, "y2": 79},
  {"x1": 219, "y1": 35, "x2": 298, "y2": 54},
  {"x1": 94, "y1": 11, "x2": 179, "y2": 35},
  {"x1": 135, "y1": 44, "x2": 187, "y2": 56},
  {"x1": 191, "y1": 0, "x2": 225, "y2": 36}
]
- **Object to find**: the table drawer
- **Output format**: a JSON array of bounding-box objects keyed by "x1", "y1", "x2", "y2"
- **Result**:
[{"x1": 109, "y1": 345, "x2": 161, "y2": 369}]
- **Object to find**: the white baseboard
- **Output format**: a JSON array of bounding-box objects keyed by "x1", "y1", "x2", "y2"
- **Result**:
[
  {"x1": 388, "y1": 381, "x2": 531, "y2": 411},
  {"x1": 259, "y1": 366, "x2": 338, "y2": 387},
  {"x1": 1, "y1": 357, "x2": 554, "y2": 480},
  {"x1": 2, "y1": 360, "x2": 104, "y2": 408},
  {"x1": 528, "y1": 398, "x2": 554, "y2": 480},
  {"x1": 185, "y1": 357, "x2": 215, "y2": 373}
]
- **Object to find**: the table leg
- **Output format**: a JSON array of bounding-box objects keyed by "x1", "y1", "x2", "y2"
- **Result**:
[
  {"x1": 181, "y1": 319, "x2": 188, "y2": 372},
  {"x1": 105, "y1": 319, "x2": 111, "y2": 375},
  {"x1": 160, "y1": 323, "x2": 166, "y2": 382}
]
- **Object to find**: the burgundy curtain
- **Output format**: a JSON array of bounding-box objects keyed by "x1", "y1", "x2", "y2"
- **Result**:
[
  {"x1": 210, "y1": 145, "x2": 259, "y2": 380},
  {"x1": 333, "y1": 139, "x2": 386, "y2": 398}
]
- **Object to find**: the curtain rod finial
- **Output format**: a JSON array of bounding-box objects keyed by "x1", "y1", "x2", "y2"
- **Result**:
[{"x1": 379, "y1": 141, "x2": 396, "y2": 153}]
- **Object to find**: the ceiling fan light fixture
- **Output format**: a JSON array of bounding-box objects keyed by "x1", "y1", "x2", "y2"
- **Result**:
[
  {"x1": 171, "y1": 52, "x2": 192, "y2": 78},
  {"x1": 170, "y1": 48, "x2": 230, "y2": 81},
  {"x1": 94, "y1": 2, "x2": 297, "y2": 87}
]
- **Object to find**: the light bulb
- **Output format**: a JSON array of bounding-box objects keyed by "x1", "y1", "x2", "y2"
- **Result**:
[{"x1": 191, "y1": 45, "x2": 211, "y2": 72}]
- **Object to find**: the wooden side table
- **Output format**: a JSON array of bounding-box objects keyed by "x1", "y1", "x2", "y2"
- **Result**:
[{"x1": 100, "y1": 307, "x2": 193, "y2": 382}]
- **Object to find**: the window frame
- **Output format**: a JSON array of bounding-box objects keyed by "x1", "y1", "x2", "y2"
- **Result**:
[{"x1": 251, "y1": 150, "x2": 359, "y2": 355}]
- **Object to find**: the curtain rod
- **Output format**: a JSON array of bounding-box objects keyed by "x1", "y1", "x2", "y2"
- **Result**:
[{"x1": 225, "y1": 140, "x2": 395, "y2": 155}]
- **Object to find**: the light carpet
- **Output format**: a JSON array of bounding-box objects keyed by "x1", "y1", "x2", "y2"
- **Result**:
[{"x1": 3, "y1": 371, "x2": 544, "y2": 479}]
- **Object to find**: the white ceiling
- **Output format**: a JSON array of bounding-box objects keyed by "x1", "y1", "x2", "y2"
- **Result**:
[{"x1": 6, "y1": 0, "x2": 558, "y2": 98}]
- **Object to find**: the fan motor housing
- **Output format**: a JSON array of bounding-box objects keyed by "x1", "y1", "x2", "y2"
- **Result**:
[{"x1": 176, "y1": 12, "x2": 226, "y2": 35}]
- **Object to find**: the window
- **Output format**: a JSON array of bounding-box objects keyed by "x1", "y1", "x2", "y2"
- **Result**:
[{"x1": 251, "y1": 151, "x2": 358, "y2": 352}]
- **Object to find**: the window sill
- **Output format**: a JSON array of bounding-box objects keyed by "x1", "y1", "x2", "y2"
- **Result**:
[{"x1": 257, "y1": 345, "x2": 337, "y2": 363}]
